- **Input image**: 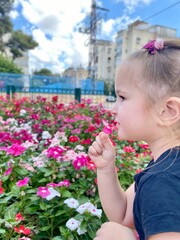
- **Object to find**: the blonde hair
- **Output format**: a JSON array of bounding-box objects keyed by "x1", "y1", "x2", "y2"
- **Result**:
[{"x1": 127, "y1": 39, "x2": 180, "y2": 105}]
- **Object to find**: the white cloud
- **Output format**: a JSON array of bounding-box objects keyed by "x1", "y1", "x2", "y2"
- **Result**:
[
  {"x1": 12, "y1": 0, "x2": 91, "y2": 73},
  {"x1": 101, "y1": 14, "x2": 139, "y2": 41},
  {"x1": 115, "y1": 0, "x2": 153, "y2": 13},
  {"x1": 11, "y1": 0, "x2": 150, "y2": 74}
]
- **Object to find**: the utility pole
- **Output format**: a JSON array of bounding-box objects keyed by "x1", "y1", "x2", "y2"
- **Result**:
[{"x1": 79, "y1": 0, "x2": 109, "y2": 90}]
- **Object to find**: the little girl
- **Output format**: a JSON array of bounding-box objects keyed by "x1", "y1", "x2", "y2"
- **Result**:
[{"x1": 88, "y1": 39, "x2": 180, "y2": 240}]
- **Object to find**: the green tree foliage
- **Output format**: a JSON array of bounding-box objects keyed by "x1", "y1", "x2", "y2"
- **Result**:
[
  {"x1": 0, "y1": 0, "x2": 38, "y2": 59},
  {"x1": 0, "y1": 0, "x2": 14, "y2": 16},
  {"x1": 0, "y1": 54, "x2": 22, "y2": 73},
  {"x1": 7, "y1": 30, "x2": 38, "y2": 59},
  {"x1": 34, "y1": 68, "x2": 53, "y2": 76}
]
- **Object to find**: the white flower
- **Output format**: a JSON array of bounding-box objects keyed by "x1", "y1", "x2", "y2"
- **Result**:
[
  {"x1": 76, "y1": 202, "x2": 94, "y2": 214},
  {"x1": 20, "y1": 109, "x2": 27, "y2": 116},
  {"x1": 64, "y1": 198, "x2": 79, "y2": 209},
  {"x1": 77, "y1": 227, "x2": 87, "y2": 235},
  {"x1": 42, "y1": 131, "x2": 52, "y2": 139},
  {"x1": 45, "y1": 187, "x2": 60, "y2": 201},
  {"x1": 76, "y1": 202, "x2": 102, "y2": 218},
  {"x1": 66, "y1": 218, "x2": 80, "y2": 231},
  {"x1": 74, "y1": 145, "x2": 84, "y2": 151},
  {"x1": 88, "y1": 206, "x2": 102, "y2": 218}
]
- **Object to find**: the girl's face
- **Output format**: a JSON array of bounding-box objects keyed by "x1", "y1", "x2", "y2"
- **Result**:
[{"x1": 112, "y1": 61, "x2": 160, "y2": 142}]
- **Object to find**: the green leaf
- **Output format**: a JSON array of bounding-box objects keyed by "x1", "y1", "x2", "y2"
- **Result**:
[
  {"x1": 15, "y1": 167, "x2": 29, "y2": 175},
  {"x1": 38, "y1": 178, "x2": 48, "y2": 183},
  {"x1": 4, "y1": 204, "x2": 18, "y2": 221},
  {"x1": 0, "y1": 196, "x2": 12, "y2": 204},
  {"x1": 39, "y1": 225, "x2": 51, "y2": 231},
  {"x1": 61, "y1": 190, "x2": 72, "y2": 198},
  {"x1": 44, "y1": 170, "x2": 53, "y2": 177},
  {"x1": 54, "y1": 210, "x2": 67, "y2": 217},
  {"x1": 0, "y1": 229, "x2": 6, "y2": 234},
  {"x1": 0, "y1": 219, "x2": 5, "y2": 224},
  {"x1": 39, "y1": 201, "x2": 47, "y2": 210},
  {"x1": 52, "y1": 237, "x2": 64, "y2": 240}
]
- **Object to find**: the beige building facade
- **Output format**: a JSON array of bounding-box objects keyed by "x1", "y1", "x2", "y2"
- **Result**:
[
  {"x1": 115, "y1": 20, "x2": 177, "y2": 67},
  {"x1": 94, "y1": 40, "x2": 116, "y2": 89}
]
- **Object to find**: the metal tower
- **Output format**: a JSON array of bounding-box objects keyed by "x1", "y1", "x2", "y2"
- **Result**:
[{"x1": 79, "y1": 0, "x2": 109, "y2": 89}]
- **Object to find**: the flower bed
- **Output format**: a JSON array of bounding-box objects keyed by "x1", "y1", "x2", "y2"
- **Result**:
[{"x1": 0, "y1": 95, "x2": 152, "y2": 240}]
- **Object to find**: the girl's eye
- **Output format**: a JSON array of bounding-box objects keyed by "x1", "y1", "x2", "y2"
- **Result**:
[{"x1": 119, "y1": 95, "x2": 125, "y2": 101}]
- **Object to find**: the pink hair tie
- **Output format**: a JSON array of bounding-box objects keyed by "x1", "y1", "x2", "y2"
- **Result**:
[{"x1": 143, "y1": 39, "x2": 164, "y2": 54}]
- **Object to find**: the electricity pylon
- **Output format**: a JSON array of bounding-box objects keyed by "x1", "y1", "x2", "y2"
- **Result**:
[{"x1": 79, "y1": 0, "x2": 109, "y2": 90}]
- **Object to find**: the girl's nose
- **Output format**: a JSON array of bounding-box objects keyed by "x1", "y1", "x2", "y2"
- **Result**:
[{"x1": 110, "y1": 101, "x2": 117, "y2": 116}]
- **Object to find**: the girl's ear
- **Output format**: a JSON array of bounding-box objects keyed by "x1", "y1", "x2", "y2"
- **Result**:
[{"x1": 159, "y1": 97, "x2": 180, "y2": 126}]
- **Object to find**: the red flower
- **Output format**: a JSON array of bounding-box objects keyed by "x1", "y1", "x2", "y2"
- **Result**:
[
  {"x1": 14, "y1": 225, "x2": 31, "y2": 235},
  {"x1": 68, "y1": 135, "x2": 79, "y2": 143},
  {"x1": 52, "y1": 95, "x2": 58, "y2": 102},
  {"x1": 15, "y1": 213, "x2": 24, "y2": 221},
  {"x1": 123, "y1": 146, "x2": 135, "y2": 153},
  {"x1": 81, "y1": 138, "x2": 92, "y2": 145},
  {"x1": 0, "y1": 187, "x2": 4, "y2": 194}
]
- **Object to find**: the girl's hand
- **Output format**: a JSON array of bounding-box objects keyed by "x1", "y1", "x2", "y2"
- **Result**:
[
  {"x1": 94, "y1": 222, "x2": 137, "y2": 240},
  {"x1": 88, "y1": 132, "x2": 116, "y2": 170}
]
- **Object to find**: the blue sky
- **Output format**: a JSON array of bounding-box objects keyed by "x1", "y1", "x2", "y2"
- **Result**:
[{"x1": 10, "y1": 0, "x2": 180, "y2": 74}]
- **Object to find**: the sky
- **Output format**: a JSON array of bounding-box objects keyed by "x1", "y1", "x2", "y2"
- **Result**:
[{"x1": 10, "y1": 0, "x2": 180, "y2": 74}]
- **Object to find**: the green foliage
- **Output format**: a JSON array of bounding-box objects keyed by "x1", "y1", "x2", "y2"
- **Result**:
[
  {"x1": 0, "y1": 1, "x2": 38, "y2": 59},
  {"x1": 7, "y1": 30, "x2": 38, "y2": 59},
  {"x1": 0, "y1": 54, "x2": 23, "y2": 73},
  {"x1": 0, "y1": 0, "x2": 14, "y2": 16},
  {"x1": 34, "y1": 68, "x2": 54, "y2": 76},
  {"x1": 0, "y1": 96, "x2": 152, "y2": 239}
]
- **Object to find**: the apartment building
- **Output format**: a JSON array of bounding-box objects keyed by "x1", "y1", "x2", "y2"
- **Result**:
[
  {"x1": 115, "y1": 20, "x2": 177, "y2": 67},
  {"x1": 62, "y1": 66, "x2": 88, "y2": 79},
  {"x1": 94, "y1": 39, "x2": 116, "y2": 88}
]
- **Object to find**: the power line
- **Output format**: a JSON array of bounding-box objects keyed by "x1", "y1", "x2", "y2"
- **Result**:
[{"x1": 143, "y1": 0, "x2": 180, "y2": 21}]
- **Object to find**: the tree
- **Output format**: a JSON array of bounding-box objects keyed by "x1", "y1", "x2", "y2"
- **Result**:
[
  {"x1": 0, "y1": 0, "x2": 14, "y2": 55},
  {"x1": 0, "y1": 54, "x2": 23, "y2": 73},
  {"x1": 0, "y1": 0, "x2": 38, "y2": 59},
  {"x1": 34, "y1": 68, "x2": 53, "y2": 76},
  {"x1": 7, "y1": 30, "x2": 38, "y2": 59}
]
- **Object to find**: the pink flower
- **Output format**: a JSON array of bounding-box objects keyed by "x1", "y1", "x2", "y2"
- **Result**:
[
  {"x1": 7, "y1": 144, "x2": 26, "y2": 156},
  {"x1": 4, "y1": 167, "x2": 12, "y2": 176},
  {"x1": 46, "y1": 182, "x2": 57, "y2": 187},
  {"x1": 57, "y1": 179, "x2": 70, "y2": 187},
  {"x1": 73, "y1": 155, "x2": 87, "y2": 170},
  {"x1": 16, "y1": 177, "x2": 30, "y2": 187},
  {"x1": 47, "y1": 146, "x2": 64, "y2": 159},
  {"x1": 37, "y1": 187, "x2": 50, "y2": 198}
]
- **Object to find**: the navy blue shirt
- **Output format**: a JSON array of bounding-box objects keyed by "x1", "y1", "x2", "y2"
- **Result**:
[{"x1": 133, "y1": 147, "x2": 180, "y2": 240}]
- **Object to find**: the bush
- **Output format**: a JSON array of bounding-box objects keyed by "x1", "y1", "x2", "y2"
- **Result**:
[{"x1": 0, "y1": 95, "x2": 151, "y2": 239}]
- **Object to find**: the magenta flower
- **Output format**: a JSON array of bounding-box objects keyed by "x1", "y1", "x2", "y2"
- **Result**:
[
  {"x1": 37, "y1": 187, "x2": 50, "y2": 198},
  {"x1": 73, "y1": 156, "x2": 87, "y2": 170},
  {"x1": 4, "y1": 167, "x2": 12, "y2": 176},
  {"x1": 7, "y1": 144, "x2": 26, "y2": 156},
  {"x1": 57, "y1": 179, "x2": 70, "y2": 187},
  {"x1": 47, "y1": 146, "x2": 64, "y2": 159},
  {"x1": 46, "y1": 183, "x2": 57, "y2": 188},
  {"x1": 16, "y1": 177, "x2": 30, "y2": 187}
]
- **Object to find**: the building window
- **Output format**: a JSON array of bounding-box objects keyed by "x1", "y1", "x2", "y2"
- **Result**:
[
  {"x1": 107, "y1": 66, "x2": 111, "y2": 73},
  {"x1": 108, "y1": 57, "x2": 111, "y2": 63},
  {"x1": 136, "y1": 37, "x2": 141, "y2": 45},
  {"x1": 108, "y1": 48, "x2": 111, "y2": 54}
]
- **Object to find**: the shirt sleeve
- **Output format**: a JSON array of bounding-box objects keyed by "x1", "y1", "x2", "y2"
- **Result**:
[{"x1": 139, "y1": 173, "x2": 180, "y2": 239}]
